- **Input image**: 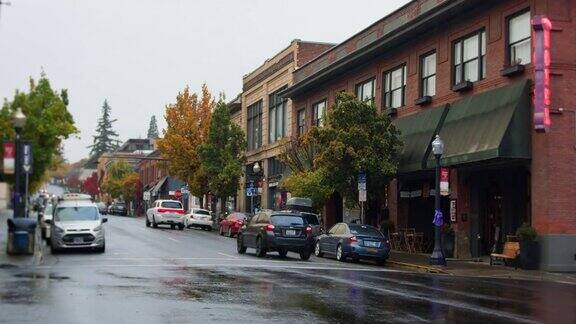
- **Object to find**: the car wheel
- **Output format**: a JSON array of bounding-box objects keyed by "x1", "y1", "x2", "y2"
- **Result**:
[
  {"x1": 219, "y1": 226, "x2": 224, "y2": 236},
  {"x1": 299, "y1": 250, "x2": 311, "y2": 261},
  {"x1": 237, "y1": 235, "x2": 247, "y2": 254},
  {"x1": 255, "y1": 237, "x2": 266, "y2": 258},
  {"x1": 152, "y1": 217, "x2": 158, "y2": 228},
  {"x1": 97, "y1": 243, "x2": 106, "y2": 253},
  {"x1": 178, "y1": 224, "x2": 184, "y2": 231},
  {"x1": 146, "y1": 217, "x2": 151, "y2": 227},
  {"x1": 314, "y1": 241, "x2": 324, "y2": 257},
  {"x1": 278, "y1": 250, "x2": 288, "y2": 258},
  {"x1": 376, "y1": 259, "x2": 386, "y2": 266},
  {"x1": 170, "y1": 224, "x2": 176, "y2": 230},
  {"x1": 227, "y1": 227, "x2": 233, "y2": 238},
  {"x1": 336, "y1": 244, "x2": 347, "y2": 262}
]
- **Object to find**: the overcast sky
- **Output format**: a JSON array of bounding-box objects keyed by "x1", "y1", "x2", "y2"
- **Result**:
[{"x1": 0, "y1": 0, "x2": 410, "y2": 163}]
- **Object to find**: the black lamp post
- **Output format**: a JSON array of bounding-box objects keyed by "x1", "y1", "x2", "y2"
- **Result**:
[
  {"x1": 12, "y1": 107, "x2": 27, "y2": 218},
  {"x1": 429, "y1": 135, "x2": 446, "y2": 266},
  {"x1": 251, "y1": 162, "x2": 261, "y2": 214}
]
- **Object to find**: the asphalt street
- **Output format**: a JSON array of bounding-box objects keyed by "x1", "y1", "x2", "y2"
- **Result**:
[{"x1": 1, "y1": 215, "x2": 575, "y2": 323}]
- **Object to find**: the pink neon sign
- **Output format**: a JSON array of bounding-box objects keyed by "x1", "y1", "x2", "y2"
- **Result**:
[{"x1": 532, "y1": 15, "x2": 552, "y2": 132}]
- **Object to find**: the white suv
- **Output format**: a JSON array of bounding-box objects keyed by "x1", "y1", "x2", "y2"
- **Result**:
[
  {"x1": 184, "y1": 208, "x2": 213, "y2": 231},
  {"x1": 146, "y1": 200, "x2": 185, "y2": 230}
]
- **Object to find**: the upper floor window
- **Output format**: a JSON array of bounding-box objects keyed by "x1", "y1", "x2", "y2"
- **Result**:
[
  {"x1": 247, "y1": 101, "x2": 262, "y2": 151},
  {"x1": 268, "y1": 86, "x2": 287, "y2": 144},
  {"x1": 453, "y1": 30, "x2": 486, "y2": 85},
  {"x1": 420, "y1": 52, "x2": 436, "y2": 97},
  {"x1": 383, "y1": 65, "x2": 407, "y2": 109},
  {"x1": 355, "y1": 78, "x2": 375, "y2": 105},
  {"x1": 297, "y1": 109, "x2": 306, "y2": 136},
  {"x1": 313, "y1": 100, "x2": 326, "y2": 127},
  {"x1": 508, "y1": 11, "x2": 531, "y2": 65},
  {"x1": 267, "y1": 157, "x2": 286, "y2": 177}
]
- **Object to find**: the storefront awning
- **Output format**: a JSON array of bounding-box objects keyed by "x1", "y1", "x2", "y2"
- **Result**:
[
  {"x1": 393, "y1": 104, "x2": 449, "y2": 173},
  {"x1": 150, "y1": 176, "x2": 168, "y2": 197},
  {"x1": 430, "y1": 80, "x2": 531, "y2": 167}
]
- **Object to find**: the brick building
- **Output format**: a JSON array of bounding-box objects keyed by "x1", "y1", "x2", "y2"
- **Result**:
[
  {"x1": 237, "y1": 39, "x2": 334, "y2": 213},
  {"x1": 281, "y1": 0, "x2": 576, "y2": 271}
]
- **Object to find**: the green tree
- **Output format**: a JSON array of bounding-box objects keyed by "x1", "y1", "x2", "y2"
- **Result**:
[
  {"x1": 0, "y1": 74, "x2": 78, "y2": 191},
  {"x1": 199, "y1": 99, "x2": 245, "y2": 214},
  {"x1": 101, "y1": 160, "x2": 135, "y2": 200},
  {"x1": 88, "y1": 100, "x2": 120, "y2": 159},
  {"x1": 147, "y1": 115, "x2": 159, "y2": 139},
  {"x1": 283, "y1": 92, "x2": 402, "y2": 209}
]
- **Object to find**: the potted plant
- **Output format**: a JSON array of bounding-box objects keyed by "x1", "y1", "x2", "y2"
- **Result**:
[
  {"x1": 442, "y1": 224, "x2": 455, "y2": 258},
  {"x1": 516, "y1": 223, "x2": 539, "y2": 270}
]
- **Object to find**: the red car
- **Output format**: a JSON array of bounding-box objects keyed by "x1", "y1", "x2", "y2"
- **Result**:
[{"x1": 219, "y1": 212, "x2": 249, "y2": 237}]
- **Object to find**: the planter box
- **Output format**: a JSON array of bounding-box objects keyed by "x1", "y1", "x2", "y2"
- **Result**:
[
  {"x1": 520, "y1": 241, "x2": 540, "y2": 270},
  {"x1": 443, "y1": 233, "x2": 455, "y2": 258}
]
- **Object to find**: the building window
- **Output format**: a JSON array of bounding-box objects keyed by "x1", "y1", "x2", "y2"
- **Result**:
[
  {"x1": 383, "y1": 65, "x2": 407, "y2": 109},
  {"x1": 420, "y1": 52, "x2": 436, "y2": 97},
  {"x1": 508, "y1": 11, "x2": 531, "y2": 65},
  {"x1": 355, "y1": 78, "x2": 375, "y2": 105},
  {"x1": 268, "y1": 86, "x2": 287, "y2": 143},
  {"x1": 313, "y1": 100, "x2": 326, "y2": 127},
  {"x1": 453, "y1": 30, "x2": 486, "y2": 85},
  {"x1": 247, "y1": 101, "x2": 262, "y2": 150},
  {"x1": 267, "y1": 157, "x2": 286, "y2": 177},
  {"x1": 297, "y1": 109, "x2": 306, "y2": 136}
]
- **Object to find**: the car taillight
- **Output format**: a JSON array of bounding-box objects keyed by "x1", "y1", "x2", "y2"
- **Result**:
[
  {"x1": 176, "y1": 210, "x2": 185, "y2": 214},
  {"x1": 158, "y1": 208, "x2": 167, "y2": 213},
  {"x1": 305, "y1": 227, "x2": 312, "y2": 234},
  {"x1": 349, "y1": 236, "x2": 358, "y2": 243},
  {"x1": 265, "y1": 224, "x2": 275, "y2": 232}
]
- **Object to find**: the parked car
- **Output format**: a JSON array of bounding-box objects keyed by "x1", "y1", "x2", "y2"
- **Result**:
[
  {"x1": 146, "y1": 200, "x2": 185, "y2": 230},
  {"x1": 40, "y1": 201, "x2": 55, "y2": 240},
  {"x1": 283, "y1": 197, "x2": 322, "y2": 236},
  {"x1": 96, "y1": 202, "x2": 108, "y2": 215},
  {"x1": 237, "y1": 211, "x2": 314, "y2": 260},
  {"x1": 49, "y1": 193, "x2": 107, "y2": 253},
  {"x1": 185, "y1": 208, "x2": 213, "y2": 231},
  {"x1": 314, "y1": 223, "x2": 390, "y2": 265},
  {"x1": 219, "y1": 212, "x2": 249, "y2": 237},
  {"x1": 109, "y1": 202, "x2": 128, "y2": 216}
]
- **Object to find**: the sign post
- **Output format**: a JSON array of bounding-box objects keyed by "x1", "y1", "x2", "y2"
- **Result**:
[
  {"x1": 358, "y1": 173, "x2": 367, "y2": 224},
  {"x1": 246, "y1": 181, "x2": 255, "y2": 214},
  {"x1": 22, "y1": 143, "x2": 32, "y2": 218}
]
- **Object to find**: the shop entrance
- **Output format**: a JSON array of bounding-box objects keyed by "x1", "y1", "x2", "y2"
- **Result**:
[{"x1": 482, "y1": 181, "x2": 503, "y2": 255}]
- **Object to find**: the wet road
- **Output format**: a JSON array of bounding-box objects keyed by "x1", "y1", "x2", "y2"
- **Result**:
[{"x1": 1, "y1": 215, "x2": 575, "y2": 323}]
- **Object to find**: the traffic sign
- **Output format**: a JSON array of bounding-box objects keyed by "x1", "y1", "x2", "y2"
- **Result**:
[
  {"x1": 359, "y1": 189, "x2": 367, "y2": 202},
  {"x1": 3, "y1": 142, "x2": 14, "y2": 174},
  {"x1": 143, "y1": 191, "x2": 151, "y2": 201},
  {"x1": 246, "y1": 181, "x2": 256, "y2": 197},
  {"x1": 22, "y1": 142, "x2": 32, "y2": 174},
  {"x1": 174, "y1": 189, "x2": 182, "y2": 199},
  {"x1": 358, "y1": 173, "x2": 367, "y2": 191}
]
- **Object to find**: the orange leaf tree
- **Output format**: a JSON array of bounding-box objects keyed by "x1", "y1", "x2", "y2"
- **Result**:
[{"x1": 157, "y1": 84, "x2": 213, "y2": 203}]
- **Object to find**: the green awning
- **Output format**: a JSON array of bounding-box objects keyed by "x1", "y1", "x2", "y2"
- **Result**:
[
  {"x1": 430, "y1": 80, "x2": 531, "y2": 167},
  {"x1": 393, "y1": 104, "x2": 449, "y2": 173}
]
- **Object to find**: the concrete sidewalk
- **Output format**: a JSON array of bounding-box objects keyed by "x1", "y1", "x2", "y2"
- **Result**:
[
  {"x1": 389, "y1": 250, "x2": 576, "y2": 285},
  {"x1": 0, "y1": 209, "x2": 44, "y2": 268}
]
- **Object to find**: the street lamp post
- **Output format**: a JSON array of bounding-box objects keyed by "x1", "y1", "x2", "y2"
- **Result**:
[
  {"x1": 251, "y1": 162, "x2": 261, "y2": 214},
  {"x1": 430, "y1": 135, "x2": 446, "y2": 266},
  {"x1": 12, "y1": 107, "x2": 27, "y2": 218}
]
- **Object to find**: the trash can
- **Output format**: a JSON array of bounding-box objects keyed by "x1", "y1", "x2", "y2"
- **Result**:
[{"x1": 7, "y1": 218, "x2": 37, "y2": 255}]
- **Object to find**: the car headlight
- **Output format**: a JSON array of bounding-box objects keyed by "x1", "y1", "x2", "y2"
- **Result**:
[
  {"x1": 94, "y1": 225, "x2": 102, "y2": 232},
  {"x1": 54, "y1": 226, "x2": 65, "y2": 234}
]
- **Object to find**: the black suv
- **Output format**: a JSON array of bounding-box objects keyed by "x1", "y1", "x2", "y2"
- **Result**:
[
  {"x1": 237, "y1": 211, "x2": 314, "y2": 260},
  {"x1": 109, "y1": 202, "x2": 128, "y2": 216}
]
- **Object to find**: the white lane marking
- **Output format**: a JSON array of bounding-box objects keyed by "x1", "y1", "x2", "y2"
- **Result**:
[
  {"x1": 217, "y1": 252, "x2": 239, "y2": 259},
  {"x1": 167, "y1": 237, "x2": 180, "y2": 243}
]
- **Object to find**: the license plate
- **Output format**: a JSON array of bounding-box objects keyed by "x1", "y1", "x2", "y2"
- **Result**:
[
  {"x1": 73, "y1": 237, "x2": 83, "y2": 244},
  {"x1": 286, "y1": 230, "x2": 296, "y2": 236},
  {"x1": 365, "y1": 241, "x2": 380, "y2": 247},
  {"x1": 366, "y1": 248, "x2": 378, "y2": 254}
]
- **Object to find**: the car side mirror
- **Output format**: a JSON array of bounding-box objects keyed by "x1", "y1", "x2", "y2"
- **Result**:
[{"x1": 102, "y1": 218, "x2": 108, "y2": 223}]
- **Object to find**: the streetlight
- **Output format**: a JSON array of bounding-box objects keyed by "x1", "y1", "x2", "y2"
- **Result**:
[
  {"x1": 12, "y1": 107, "x2": 26, "y2": 218},
  {"x1": 251, "y1": 162, "x2": 261, "y2": 214},
  {"x1": 430, "y1": 135, "x2": 446, "y2": 266}
]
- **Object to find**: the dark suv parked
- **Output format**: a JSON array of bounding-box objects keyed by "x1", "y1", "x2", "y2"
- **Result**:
[
  {"x1": 109, "y1": 202, "x2": 128, "y2": 216},
  {"x1": 237, "y1": 211, "x2": 314, "y2": 260}
]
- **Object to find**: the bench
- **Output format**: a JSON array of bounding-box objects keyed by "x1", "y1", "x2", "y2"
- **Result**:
[{"x1": 490, "y1": 242, "x2": 520, "y2": 268}]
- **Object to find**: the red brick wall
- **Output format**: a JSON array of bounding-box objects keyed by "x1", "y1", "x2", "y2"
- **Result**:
[
  {"x1": 290, "y1": 0, "x2": 576, "y2": 235},
  {"x1": 296, "y1": 42, "x2": 335, "y2": 68}
]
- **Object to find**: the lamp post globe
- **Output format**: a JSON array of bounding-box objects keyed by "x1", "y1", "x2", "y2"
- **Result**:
[
  {"x1": 12, "y1": 107, "x2": 27, "y2": 130},
  {"x1": 431, "y1": 135, "x2": 444, "y2": 156},
  {"x1": 252, "y1": 162, "x2": 261, "y2": 174}
]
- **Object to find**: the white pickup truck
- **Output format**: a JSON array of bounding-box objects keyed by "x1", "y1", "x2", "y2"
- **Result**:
[{"x1": 146, "y1": 200, "x2": 185, "y2": 230}]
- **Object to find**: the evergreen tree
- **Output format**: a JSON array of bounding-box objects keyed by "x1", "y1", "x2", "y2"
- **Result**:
[
  {"x1": 88, "y1": 100, "x2": 120, "y2": 158},
  {"x1": 147, "y1": 115, "x2": 159, "y2": 139}
]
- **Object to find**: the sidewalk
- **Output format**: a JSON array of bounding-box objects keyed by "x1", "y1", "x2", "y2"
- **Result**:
[
  {"x1": 389, "y1": 250, "x2": 576, "y2": 285},
  {"x1": 0, "y1": 209, "x2": 44, "y2": 268}
]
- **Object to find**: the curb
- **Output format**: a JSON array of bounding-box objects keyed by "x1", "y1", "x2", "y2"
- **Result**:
[{"x1": 388, "y1": 260, "x2": 452, "y2": 274}]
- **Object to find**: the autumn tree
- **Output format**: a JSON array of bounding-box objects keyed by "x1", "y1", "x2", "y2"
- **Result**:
[
  {"x1": 88, "y1": 100, "x2": 121, "y2": 159},
  {"x1": 101, "y1": 160, "x2": 134, "y2": 200},
  {"x1": 83, "y1": 172, "x2": 99, "y2": 197},
  {"x1": 0, "y1": 74, "x2": 78, "y2": 191},
  {"x1": 157, "y1": 84, "x2": 213, "y2": 204},
  {"x1": 199, "y1": 99, "x2": 245, "y2": 215},
  {"x1": 147, "y1": 115, "x2": 159, "y2": 139}
]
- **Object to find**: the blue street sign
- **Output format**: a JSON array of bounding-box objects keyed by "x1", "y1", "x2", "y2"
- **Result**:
[
  {"x1": 22, "y1": 142, "x2": 33, "y2": 175},
  {"x1": 358, "y1": 173, "x2": 366, "y2": 191},
  {"x1": 246, "y1": 181, "x2": 256, "y2": 197}
]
